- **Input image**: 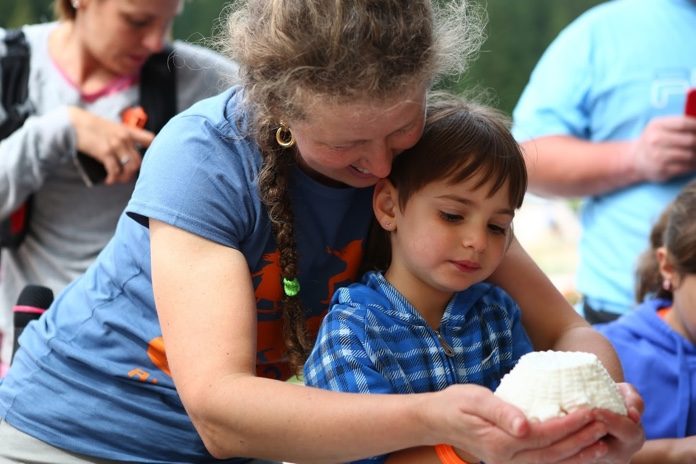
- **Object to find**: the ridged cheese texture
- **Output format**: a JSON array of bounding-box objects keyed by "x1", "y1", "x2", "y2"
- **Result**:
[{"x1": 494, "y1": 351, "x2": 627, "y2": 421}]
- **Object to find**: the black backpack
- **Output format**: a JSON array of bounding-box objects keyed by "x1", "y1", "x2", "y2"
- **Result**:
[{"x1": 0, "y1": 28, "x2": 177, "y2": 249}]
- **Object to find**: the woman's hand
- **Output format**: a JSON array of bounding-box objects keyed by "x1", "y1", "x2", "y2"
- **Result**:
[
  {"x1": 422, "y1": 385, "x2": 595, "y2": 464},
  {"x1": 426, "y1": 384, "x2": 644, "y2": 464},
  {"x1": 588, "y1": 383, "x2": 645, "y2": 463},
  {"x1": 68, "y1": 106, "x2": 154, "y2": 185}
]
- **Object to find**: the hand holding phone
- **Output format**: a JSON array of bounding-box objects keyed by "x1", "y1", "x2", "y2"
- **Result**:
[
  {"x1": 76, "y1": 106, "x2": 149, "y2": 186},
  {"x1": 686, "y1": 88, "x2": 696, "y2": 117}
]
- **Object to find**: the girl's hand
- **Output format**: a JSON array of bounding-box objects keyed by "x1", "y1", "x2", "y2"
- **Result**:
[{"x1": 68, "y1": 106, "x2": 154, "y2": 185}]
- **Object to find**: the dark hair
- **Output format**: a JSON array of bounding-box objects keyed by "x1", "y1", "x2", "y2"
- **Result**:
[
  {"x1": 366, "y1": 92, "x2": 527, "y2": 271},
  {"x1": 390, "y1": 93, "x2": 526, "y2": 210},
  {"x1": 54, "y1": 0, "x2": 78, "y2": 19},
  {"x1": 635, "y1": 180, "x2": 696, "y2": 302},
  {"x1": 220, "y1": 0, "x2": 485, "y2": 373}
]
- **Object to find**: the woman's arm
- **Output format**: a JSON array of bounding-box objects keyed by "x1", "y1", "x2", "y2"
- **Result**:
[
  {"x1": 521, "y1": 116, "x2": 696, "y2": 198},
  {"x1": 489, "y1": 236, "x2": 623, "y2": 379},
  {"x1": 151, "y1": 220, "x2": 621, "y2": 464},
  {"x1": 149, "y1": 219, "x2": 449, "y2": 462}
]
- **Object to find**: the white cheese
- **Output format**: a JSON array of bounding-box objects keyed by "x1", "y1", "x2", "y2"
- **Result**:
[{"x1": 494, "y1": 351, "x2": 627, "y2": 421}]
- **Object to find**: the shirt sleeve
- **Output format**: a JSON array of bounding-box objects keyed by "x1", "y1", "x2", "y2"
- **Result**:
[
  {"x1": 126, "y1": 100, "x2": 261, "y2": 249},
  {"x1": 0, "y1": 107, "x2": 75, "y2": 218},
  {"x1": 511, "y1": 14, "x2": 596, "y2": 142}
]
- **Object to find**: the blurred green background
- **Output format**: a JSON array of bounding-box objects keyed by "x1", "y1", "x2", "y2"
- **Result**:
[{"x1": 1, "y1": 0, "x2": 604, "y2": 115}]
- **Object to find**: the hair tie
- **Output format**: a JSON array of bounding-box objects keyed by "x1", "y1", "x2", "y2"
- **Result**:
[{"x1": 283, "y1": 277, "x2": 301, "y2": 297}]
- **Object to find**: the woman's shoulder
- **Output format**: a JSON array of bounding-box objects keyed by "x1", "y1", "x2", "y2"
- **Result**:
[
  {"x1": 148, "y1": 86, "x2": 260, "y2": 175},
  {"x1": 1, "y1": 22, "x2": 55, "y2": 58},
  {"x1": 14, "y1": 21, "x2": 56, "y2": 45}
]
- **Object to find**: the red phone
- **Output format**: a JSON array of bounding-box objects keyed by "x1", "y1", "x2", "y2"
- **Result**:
[{"x1": 686, "y1": 88, "x2": 696, "y2": 117}]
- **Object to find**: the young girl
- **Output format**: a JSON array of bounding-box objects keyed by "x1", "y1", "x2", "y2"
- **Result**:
[
  {"x1": 0, "y1": 1, "x2": 643, "y2": 463},
  {"x1": 596, "y1": 179, "x2": 696, "y2": 463},
  {"x1": 305, "y1": 95, "x2": 533, "y2": 463}
]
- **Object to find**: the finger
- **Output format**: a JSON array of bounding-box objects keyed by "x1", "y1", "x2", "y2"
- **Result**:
[
  {"x1": 591, "y1": 412, "x2": 645, "y2": 464},
  {"x1": 659, "y1": 130, "x2": 696, "y2": 151},
  {"x1": 127, "y1": 127, "x2": 156, "y2": 147},
  {"x1": 517, "y1": 419, "x2": 607, "y2": 463},
  {"x1": 102, "y1": 154, "x2": 123, "y2": 185},
  {"x1": 468, "y1": 391, "x2": 529, "y2": 437},
  {"x1": 553, "y1": 439, "x2": 609, "y2": 464},
  {"x1": 616, "y1": 382, "x2": 644, "y2": 417},
  {"x1": 522, "y1": 408, "x2": 595, "y2": 448},
  {"x1": 593, "y1": 409, "x2": 645, "y2": 444},
  {"x1": 113, "y1": 151, "x2": 141, "y2": 183},
  {"x1": 661, "y1": 158, "x2": 696, "y2": 181},
  {"x1": 648, "y1": 114, "x2": 696, "y2": 132},
  {"x1": 120, "y1": 146, "x2": 143, "y2": 172}
]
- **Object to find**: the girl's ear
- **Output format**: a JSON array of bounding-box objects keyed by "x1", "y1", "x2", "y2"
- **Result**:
[
  {"x1": 373, "y1": 179, "x2": 398, "y2": 231},
  {"x1": 656, "y1": 246, "x2": 677, "y2": 288}
]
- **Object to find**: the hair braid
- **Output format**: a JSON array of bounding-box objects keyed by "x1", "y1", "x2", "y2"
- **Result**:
[{"x1": 257, "y1": 137, "x2": 311, "y2": 374}]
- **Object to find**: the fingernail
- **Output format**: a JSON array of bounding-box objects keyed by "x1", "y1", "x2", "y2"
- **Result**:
[{"x1": 512, "y1": 417, "x2": 525, "y2": 435}]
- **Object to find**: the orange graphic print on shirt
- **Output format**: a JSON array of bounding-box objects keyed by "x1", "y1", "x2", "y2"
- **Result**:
[
  {"x1": 254, "y1": 240, "x2": 364, "y2": 379},
  {"x1": 321, "y1": 240, "x2": 364, "y2": 305},
  {"x1": 137, "y1": 240, "x2": 364, "y2": 382}
]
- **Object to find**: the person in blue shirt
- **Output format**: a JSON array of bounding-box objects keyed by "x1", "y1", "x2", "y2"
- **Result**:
[
  {"x1": 0, "y1": 1, "x2": 644, "y2": 463},
  {"x1": 305, "y1": 94, "x2": 611, "y2": 464},
  {"x1": 512, "y1": 0, "x2": 696, "y2": 322},
  {"x1": 595, "y1": 180, "x2": 696, "y2": 463}
]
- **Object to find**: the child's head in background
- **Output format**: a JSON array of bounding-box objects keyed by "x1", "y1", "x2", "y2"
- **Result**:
[{"x1": 635, "y1": 180, "x2": 696, "y2": 342}]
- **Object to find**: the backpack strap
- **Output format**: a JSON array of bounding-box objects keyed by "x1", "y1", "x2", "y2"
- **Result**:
[
  {"x1": 0, "y1": 28, "x2": 31, "y2": 140},
  {"x1": 139, "y1": 45, "x2": 177, "y2": 134},
  {"x1": 0, "y1": 29, "x2": 32, "y2": 249}
]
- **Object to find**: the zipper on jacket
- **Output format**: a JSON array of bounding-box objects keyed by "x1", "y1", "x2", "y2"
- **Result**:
[{"x1": 435, "y1": 330, "x2": 455, "y2": 357}]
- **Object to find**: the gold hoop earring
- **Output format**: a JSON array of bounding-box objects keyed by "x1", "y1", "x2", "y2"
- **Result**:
[{"x1": 275, "y1": 123, "x2": 295, "y2": 149}]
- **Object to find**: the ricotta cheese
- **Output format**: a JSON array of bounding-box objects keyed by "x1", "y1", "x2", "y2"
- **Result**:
[{"x1": 494, "y1": 350, "x2": 627, "y2": 421}]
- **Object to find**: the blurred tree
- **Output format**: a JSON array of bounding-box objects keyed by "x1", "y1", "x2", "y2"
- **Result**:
[
  {"x1": 1, "y1": 0, "x2": 604, "y2": 114},
  {"x1": 0, "y1": 0, "x2": 229, "y2": 40},
  {"x1": 441, "y1": 0, "x2": 604, "y2": 114}
]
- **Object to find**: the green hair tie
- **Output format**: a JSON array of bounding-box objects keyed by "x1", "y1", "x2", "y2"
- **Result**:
[{"x1": 283, "y1": 277, "x2": 301, "y2": 297}]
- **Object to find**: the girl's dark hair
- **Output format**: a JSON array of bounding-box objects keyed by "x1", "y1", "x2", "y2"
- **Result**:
[
  {"x1": 220, "y1": 0, "x2": 485, "y2": 373},
  {"x1": 635, "y1": 180, "x2": 696, "y2": 302},
  {"x1": 366, "y1": 93, "x2": 527, "y2": 271}
]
